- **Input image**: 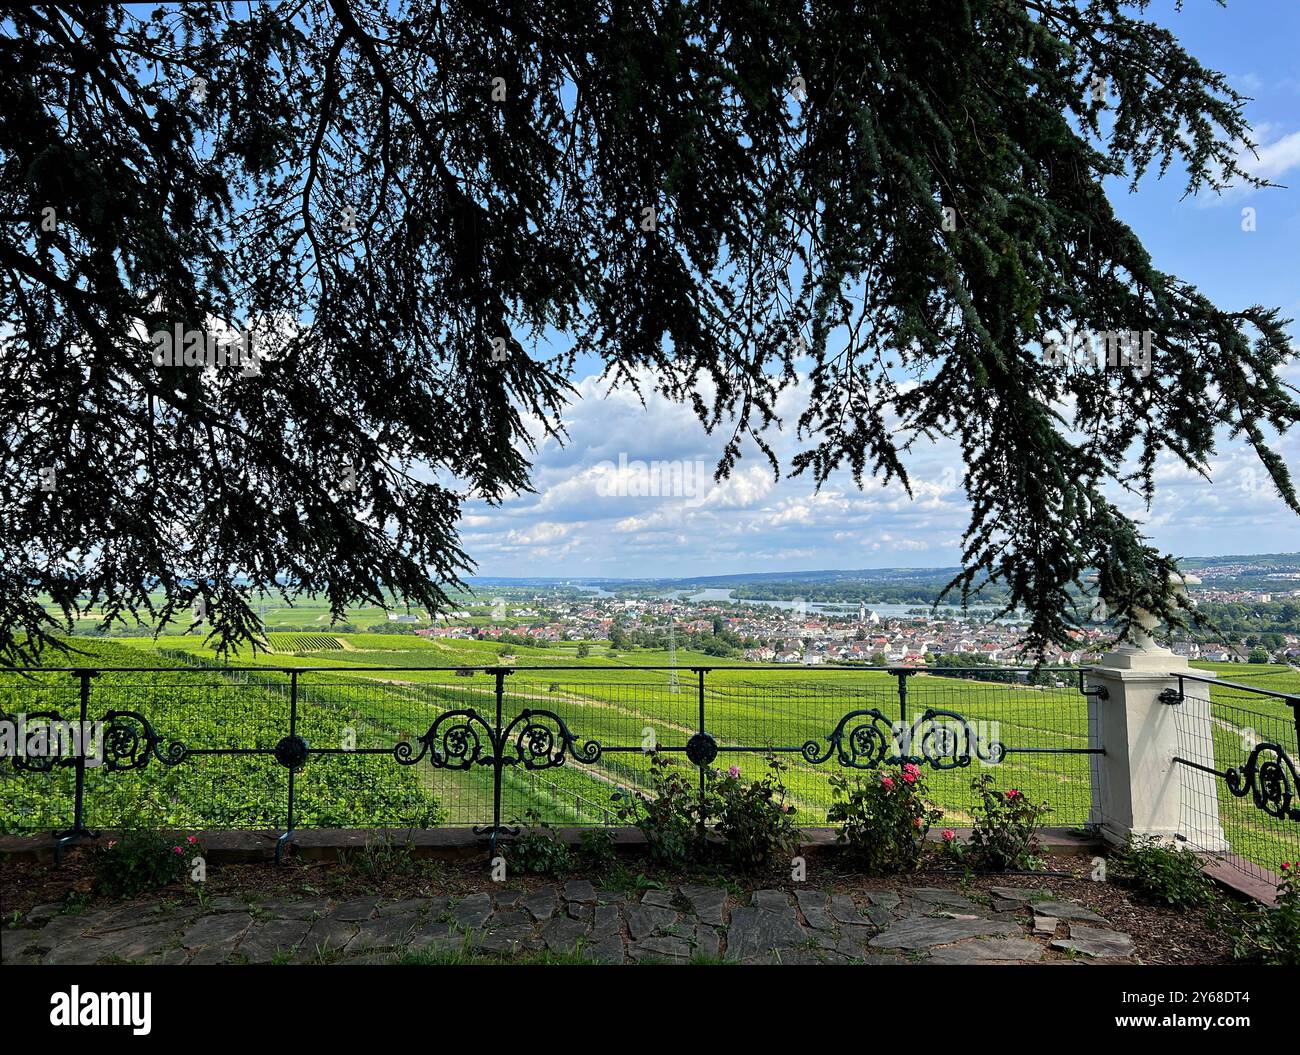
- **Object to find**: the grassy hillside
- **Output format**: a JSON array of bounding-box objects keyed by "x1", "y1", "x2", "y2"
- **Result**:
[
  {"x1": 6, "y1": 636, "x2": 1094, "y2": 834},
  {"x1": 4, "y1": 639, "x2": 1294, "y2": 873},
  {"x1": 0, "y1": 640, "x2": 434, "y2": 832}
]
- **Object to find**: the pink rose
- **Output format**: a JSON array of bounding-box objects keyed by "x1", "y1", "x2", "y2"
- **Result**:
[
  {"x1": 173, "y1": 846, "x2": 183, "y2": 855},
  {"x1": 186, "y1": 835, "x2": 198, "y2": 844},
  {"x1": 902, "y1": 770, "x2": 917, "y2": 785},
  {"x1": 727, "y1": 765, "x2": 741, "y2": 779},
  {"x1": 941, "y1": 829, "x2": 956, "y2": 842},
  {"x1": 903, "y1": 763, "x2": 920, "y2": 778},
  {"x1": 1006, "y1": 789, "x2": 1021, "y2": 800},
  {"x1": 1284, "y1": 862, "x2": 1291, "y2": 870},
  {"x1": 881, "y1": 776, "x2": 895, "y2": 790}
]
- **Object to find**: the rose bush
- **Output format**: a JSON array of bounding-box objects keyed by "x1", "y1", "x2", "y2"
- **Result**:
[{"x1": 828, "y1": 763, "x2": 941, "y2": 873}]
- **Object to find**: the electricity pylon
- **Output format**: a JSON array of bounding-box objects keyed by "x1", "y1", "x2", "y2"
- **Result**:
[{"x1": 667, "y1": 604, "x2": 679, "y2": 694}]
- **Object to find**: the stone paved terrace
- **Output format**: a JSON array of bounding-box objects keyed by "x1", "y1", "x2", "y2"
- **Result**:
[{"x1": 2, "y1": 882, "x2": 1139, "y2": 965}]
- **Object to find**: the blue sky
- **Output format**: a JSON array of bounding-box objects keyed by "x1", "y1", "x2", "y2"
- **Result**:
[{"x1": 462, "y1": 1, "x2": 1300, "y2": 578}]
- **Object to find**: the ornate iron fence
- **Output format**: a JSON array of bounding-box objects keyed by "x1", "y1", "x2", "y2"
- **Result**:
[
  {"x1": 1165, "y1": 671, "x2": 1300, "y2": 881},
  {"x1": 0, "y1": 662, "x2": 1103, "y2": 860}
]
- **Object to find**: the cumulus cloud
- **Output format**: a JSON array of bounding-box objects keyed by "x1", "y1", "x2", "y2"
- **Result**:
[
  {"x1": 1245, "y1": 124, "x2": 1300, "y2": 183},
  {"x1": 1196, "y1": 121, "x2": 1300, "y2": 204},
  {"x1": 456, "y1": 349, "x2": 1300, "y2": 576},
  {"x1": 505, "y1": 521, "x2": 571, "y2": 546}
]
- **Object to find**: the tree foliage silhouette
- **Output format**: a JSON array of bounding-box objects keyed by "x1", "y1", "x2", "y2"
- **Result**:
[{"x1": 2, "y1": 1, "x2": 1296, "y2": 663}]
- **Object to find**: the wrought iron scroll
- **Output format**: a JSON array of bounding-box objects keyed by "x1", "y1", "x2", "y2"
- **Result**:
[
  {"x1": 1226, "y1": 742, "x2": 1300, "y2": 822},
  {"x1": 100, "y1": 710, "x2": 189, "y2": 770},
  {"x1": 397, "y1": 708, "x2": 601, "y2": 771},
  {"x1": 803, "y1": 707, "x2": 1006, "y2": 770},
  {"x1": 801, "y1": 708, "x2": 896, "y2": 769},
  {"x1": 4, "y1": 709, "x2": 188, "y2": 772}
]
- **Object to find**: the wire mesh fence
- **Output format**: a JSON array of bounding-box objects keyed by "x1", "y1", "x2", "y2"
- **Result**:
[
  {"x1": 0, "y1": 660, "x2": 1104, "y2": 846},
  {"x1": 1171, "y1": 673, "x2": 1300, "y2": 882}
]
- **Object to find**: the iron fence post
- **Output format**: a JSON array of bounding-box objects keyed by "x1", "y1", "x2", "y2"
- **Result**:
[
  {"x1": 73, "y1": 668, "x2": 90, "y2": 834},
  {"x1": 54, "y1": 668, "x2": 96, "y2": 864},
  {"x1": 288, "y1": 669, "x2": 298, "y2": 830},
  {"x1": 1291, "y1": 697, "x2": 1299, "y2": 759},
  {"x1": 491, "y1": 667, "x2": 506, "y2": 856},
  {"x1": 697, "y1": 668, "x2": 707, "y2": 837},
  {"x1": 275, "y1": 670, "x2": 299, "y2": 864}
]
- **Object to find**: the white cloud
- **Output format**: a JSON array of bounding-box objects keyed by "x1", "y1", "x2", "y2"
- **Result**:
[
  {"x1": 1197, "y1": 122, "x2": 1300, "y2": 204},
  {"x1": 1247, "y1": 127, "x2": 1300, "y2": 183},
  {"x1": 505, "y1": 522, "x2": 571, "y2": 546},
  {"x1": 456, "y1": 356, "x2": 1300, "y2": 576}
]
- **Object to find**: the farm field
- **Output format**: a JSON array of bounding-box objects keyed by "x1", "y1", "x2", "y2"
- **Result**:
[
  {"x1": 3, "y1": 637, "x2": 1295, "y2": 874},
  {"x1": 6, "y1": 635, "x2": 1097, "y2": 834},
  {"x1": 0, "y1": 640, "x2": 436, "y2": 833},
  {"x1": 37, "y1": 588, "x2": 554, "y2": 635}
]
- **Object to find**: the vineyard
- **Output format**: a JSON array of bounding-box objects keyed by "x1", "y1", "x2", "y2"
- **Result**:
[
  {"x1": 0, "y1": 641, "x2": 436, "y2": 833},
  {"x1": 1, "y1": 636, "x2": 1096, "y2": 835},
  {"x1": 1, "y1": 637, "x2": 1295, "y2": 875},
  {"x1": 265, "y1": 633, "x2": 344, "y2": 653}
]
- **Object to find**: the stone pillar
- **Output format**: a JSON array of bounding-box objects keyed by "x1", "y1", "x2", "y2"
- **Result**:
[{"x1": 1087, "y1": 645, "x2": 1227, "y2": 850}]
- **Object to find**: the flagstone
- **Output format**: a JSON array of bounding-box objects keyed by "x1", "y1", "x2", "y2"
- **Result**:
[
  {"x1": 1051, "y1": 924, "x2": 1134, "y2": 958},
  {"x1": 24, "y1": 903, "x2": 64, "y2": 926},
  {"x1": 377, "y1": 898, "x2": 427, "y2": 917},
  {"x1": 259, "y1": 898, "x2": 330, "y2": 920},
  {"x1": 181, "y1": 912, "x2": 252, "y2": 949},
  {"x1": 450, "y1": 893, "x2": 493, "y2": 930},
  {"x1": 828, "y1": 893, "x2": 862, "y2": 924},
  {"x1": 625, "y1": 903, "x2": 679, "y2": 939},
  {"x1": 911, "y1": 888, "x2": 983, "y2": 913},
  {"x1": 351, "y1": 912, "x2": 419, "y2": 951},
  {"x1": 592, "y1": 904, "x2": 622, "y2": 938},
  {"x1": 493, "y1": 887, "x2": 524, "y2": 909},
  {"x1": 407, "y1": 920, "x2": 463, "y2": 954},
  {"x1": 581, "y1": 933, "x2": 626, "y2": 964},
  {"x1": 293, "y1": 918, "x2": 357, "y2": 960},
  {"x1": 724, "y1": 906, "x2": 810, "y2": 962},
  {"x1": 238, "y1": 918, "x2": 313, "y2": 962},
  {"x1": 695, "y1": 925, "x2": 721, "y2": 958},
  {"x1": 488, "y1": 909, "x2": 530, "y2": 929},
  {"x1": 752, "y1": 889, "x2": 792, "y2": 911},
  {"x1": 15, "y1": 876, "x2": 1152, "y2": 967},
  {"x1": 476, "y1": 924, "x2": 536, "y2": 954},
  {"x1": 521, "y1": 887, "x2": 558, "y2": 921},
  {"x1": 1032, "y1": 901, "x2": 1107, "y2": 924},
  {"x1": 989, "y1": 886, "x2": 1055, "y2": 902},
  {"x1": 869, "y1": 915, "x2": 1021, "y2": 950},
  {"x1": 330, "y1": 897, "x2": 379, "y2": 922},
  {"x1": 563, "y1": 879, "x2": 597, "y2": 903},
  {"x1": 540, "y1": 915, "x2": 589, "y2": 953},
  {"x1": 929, "y1": 938, "x2": 1045, "y2": 964},
  {"x1": 680, "y1": 884, "x2": 728, "y2": 925},
  {"x1": 629, "y1": 934, "x2": 693, "y2": 961},
  {"x1": 794, "y1": 890, "x2": 833, "y2": 930},
  {"x1": 1033, "y1": 916, "x2": 1060, "y2": 937}
]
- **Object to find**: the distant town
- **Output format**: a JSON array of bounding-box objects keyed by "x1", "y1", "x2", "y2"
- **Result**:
[
  {"x1": 408, "y1": 583, "x2": 1300, "y2": 667},
  {"x1": 65, "y1": 555, "x2": 1300, "y2": 667}
]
